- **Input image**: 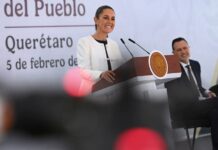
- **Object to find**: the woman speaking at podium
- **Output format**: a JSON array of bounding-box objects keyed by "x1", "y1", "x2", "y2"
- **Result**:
[{"x1": 77, "y1": 5, "x2": 124, "y2": 83}]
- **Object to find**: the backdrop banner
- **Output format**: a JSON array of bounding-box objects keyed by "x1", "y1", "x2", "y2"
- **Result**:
[{"x1": 1, "y1": 0, "x2": 218, "y2": 93}]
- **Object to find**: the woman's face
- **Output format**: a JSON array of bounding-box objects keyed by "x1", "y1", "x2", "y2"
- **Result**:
[{"x1": 95, "y1": 8, "x2": 115, "y2": 34}]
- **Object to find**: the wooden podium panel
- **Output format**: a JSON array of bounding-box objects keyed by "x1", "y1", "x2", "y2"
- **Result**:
[{"x1": 92, "y1": 55, "x2": 181, "y2": 92}]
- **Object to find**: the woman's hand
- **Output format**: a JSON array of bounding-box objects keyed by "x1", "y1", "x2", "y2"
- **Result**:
[{"x1": 100, "y1": 71, "x2": 115, "y2": 83}]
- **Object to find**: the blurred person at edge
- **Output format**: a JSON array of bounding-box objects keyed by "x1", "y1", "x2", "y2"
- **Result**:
[
  {"x1": 0, "y1": 96, "x2": 13, "y2": 141},
  {"x1": 77, "y1": 5, "x2": 125, "y2": 83}
]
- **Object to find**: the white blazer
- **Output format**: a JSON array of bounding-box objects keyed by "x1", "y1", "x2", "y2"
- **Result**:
[{"x1": 77, "y1": 35, "x2": 124, "y2": 82}]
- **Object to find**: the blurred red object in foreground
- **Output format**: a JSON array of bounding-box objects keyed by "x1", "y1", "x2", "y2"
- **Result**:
[
  {"x1": 63, "y1": 67, "x2": 93, "y2": 98},
  {"x1": 114, "y1": 127, "x2": 167, "y2": 150}
]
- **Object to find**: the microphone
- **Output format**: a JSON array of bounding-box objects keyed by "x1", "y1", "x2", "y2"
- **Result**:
[
  {"x1": 128, "y1": 38, "x2": 150, "y2": 55},
  {"x1": 120, "y1": 38, "x2": 134, "y2": 58}
]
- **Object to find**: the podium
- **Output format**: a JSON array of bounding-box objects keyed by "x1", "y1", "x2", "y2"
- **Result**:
[{"x1": 90, "y1": 52, "x2": 181, "y2": 102}]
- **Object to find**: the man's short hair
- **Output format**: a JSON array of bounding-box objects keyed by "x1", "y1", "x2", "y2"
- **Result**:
[{"x1": 172, "y1": 37, "x2": 188, "y2": 51}]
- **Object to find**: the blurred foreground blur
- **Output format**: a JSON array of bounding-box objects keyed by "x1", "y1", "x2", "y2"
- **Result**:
[
  {"x1": 0, "y1": 83, "x2": 213, "y2": 150},
  {"x1": 0, "y1": 84, "x2": 174, "y2": 150}
]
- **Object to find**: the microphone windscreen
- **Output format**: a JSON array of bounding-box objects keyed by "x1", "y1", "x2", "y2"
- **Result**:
[
  {"x1": 120, "y1": 38, "x2": 125, "y2": 44},
  {"x1": 128, "y1": 38, "x2": 135, "y2": 43}
]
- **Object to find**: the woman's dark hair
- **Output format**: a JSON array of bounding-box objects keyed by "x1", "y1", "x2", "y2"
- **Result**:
[
  {"x1": 172, "y1": 37, "x2": 188, "y2": 51},
  {"x1": 94, "y1": 5, "x2": 114, "y2": 30}
]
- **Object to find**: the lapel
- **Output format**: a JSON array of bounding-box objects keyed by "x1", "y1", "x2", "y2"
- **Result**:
[
  {"x1": 189, "y1": 60, "x2": 201, "y2": 87},
  {"x1": 180, "y1": 63, "x2": 200, "y2": 98}
]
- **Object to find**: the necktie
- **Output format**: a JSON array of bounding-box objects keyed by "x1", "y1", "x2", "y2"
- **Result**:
[{"x1": 186, "y1": 65, "x2": 200, "y2": 96}]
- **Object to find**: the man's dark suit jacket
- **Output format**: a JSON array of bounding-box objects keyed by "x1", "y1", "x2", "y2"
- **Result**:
[{"x1": 165, "y1": 59, "x2": 207, "y2": 120}]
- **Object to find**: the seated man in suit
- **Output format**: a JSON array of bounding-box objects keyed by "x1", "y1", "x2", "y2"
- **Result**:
[{"x1": 165, "y1": 37, "x2": 218, "y2": 150}]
